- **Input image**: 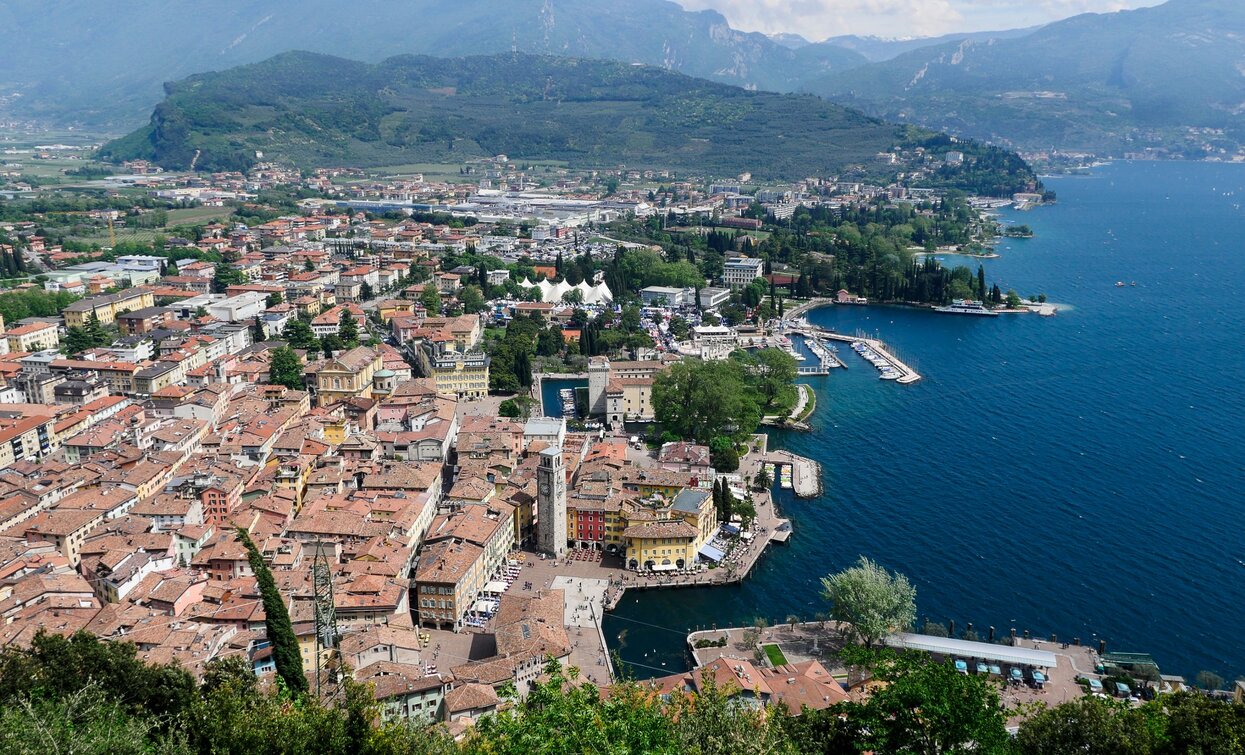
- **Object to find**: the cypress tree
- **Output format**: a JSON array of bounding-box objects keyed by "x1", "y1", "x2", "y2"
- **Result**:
[{"x1": 237, "y1": 529, "x2": 308, "y2": 695}]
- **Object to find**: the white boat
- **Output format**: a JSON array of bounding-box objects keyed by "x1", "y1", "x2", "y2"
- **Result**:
[{"x1": 934, "y1": 300, "x2": 999, "y2": 316}]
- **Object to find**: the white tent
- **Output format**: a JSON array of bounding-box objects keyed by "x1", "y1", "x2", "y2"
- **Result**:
[{"x1": 519, "y1": 278, "x2": 613, "y2": 305}]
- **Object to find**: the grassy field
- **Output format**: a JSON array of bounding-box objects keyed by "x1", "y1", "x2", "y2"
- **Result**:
[
  {"x1": 166, "y1": 206, "x2": 234, "y2": 225},
  {"x1": 762, "y1": 644, "x2": 789, "y2": 667}
]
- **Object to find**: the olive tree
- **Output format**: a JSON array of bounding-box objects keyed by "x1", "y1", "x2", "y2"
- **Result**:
[{"x1": 821, "y1": 556, "x2": 916, "y2": 648}]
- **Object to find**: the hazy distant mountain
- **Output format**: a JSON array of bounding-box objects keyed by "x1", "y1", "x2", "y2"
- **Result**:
[
  {"x1": 767, "y1": 33, "x2": 812, "y2": 50},
  {"x1": 820, "y1": 28, "x2": 1040, "y2": 62},
  {"x1": 100, "y1": 52, "x2": 906, "y2": 179},
  {"x1": 807, "y1": 0, "x2": 1245, "y2": 155},
  {"x1": 0, "y1": 0, "x2": 866, "y2": 130}
]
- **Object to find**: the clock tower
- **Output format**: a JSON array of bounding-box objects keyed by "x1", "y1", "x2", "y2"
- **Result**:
[{"x1": 536, "y1": 446, "x2": 567, "y2": 558}]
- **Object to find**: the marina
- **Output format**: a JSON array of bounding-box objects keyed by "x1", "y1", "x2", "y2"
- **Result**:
[{"x1": 782, "y1": 319, "x2": 921, "y2": 384}]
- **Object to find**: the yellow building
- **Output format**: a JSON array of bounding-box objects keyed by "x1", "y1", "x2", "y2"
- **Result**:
[
  {"x1": 315, "y1": 346, "x2": 382, "y2": 407},
  {"x1": 63, "y1": 289, "x2": 155, "y2": 328},
  {"x1": 621, "y1": 488, "x2": 716, "y2": 573},
  {"x1": 5, "y1": 322, "x2": 59, "y2": 353},
  {"x1": 430, "y1": 351, "x2": 489, "y2": 399}
]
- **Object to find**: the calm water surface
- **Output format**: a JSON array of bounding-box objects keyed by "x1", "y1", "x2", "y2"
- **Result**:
[{"x1": 604, "y1": 161, "x2": 1245, "y2": 682}]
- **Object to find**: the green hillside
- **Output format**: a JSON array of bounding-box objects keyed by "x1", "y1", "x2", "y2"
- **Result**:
[
  {"x1": 100, "y1": 52, "x2": 907, "y2": 180},
  {"x1": 808, "y1": 0, "x2": 1245, "y2": 155}
]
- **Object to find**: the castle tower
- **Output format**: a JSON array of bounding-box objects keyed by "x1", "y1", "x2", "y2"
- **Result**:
[
  {"x1": 586, "y1": 356, "x2": 610, "y2": 417},
  {"x1": 536, "y1": 446, "x2": 567, "y2": 558}
]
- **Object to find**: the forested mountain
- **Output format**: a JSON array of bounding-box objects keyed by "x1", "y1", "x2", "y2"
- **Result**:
[
  {"x1": 100, "y1": 52, "x2": 911, "y2": 179},
  {"x1": 0, "y1": 0, "x2": 865, "y2": 129},
  {"x1": 806, "y1": 0, "x2": 1245, "y2": 155}
]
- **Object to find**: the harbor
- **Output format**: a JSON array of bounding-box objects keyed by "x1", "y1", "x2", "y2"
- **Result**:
[{"x1": 782, "y1": 320, "x2": 922, "y2": 384}]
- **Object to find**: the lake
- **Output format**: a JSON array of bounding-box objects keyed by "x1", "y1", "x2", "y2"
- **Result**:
[{"x1": 604, "y1": 160, "x2": 1245, "y2": 683}]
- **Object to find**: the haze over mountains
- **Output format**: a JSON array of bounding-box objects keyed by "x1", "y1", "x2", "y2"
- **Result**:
[
  {"x1": 3, "y1": 0, "x2": 1238, "y2": 156},
  {"x1": 809, "y1": 0, "x2": 1245, "y2": 154},
  {"x1": 0, "y1": 0, "x2": 865, "y2": 128}
]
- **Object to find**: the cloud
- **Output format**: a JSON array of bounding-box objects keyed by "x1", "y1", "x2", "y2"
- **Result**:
[{"x1": 675, "y1": 0, "x2": 1162, "y2": 39}]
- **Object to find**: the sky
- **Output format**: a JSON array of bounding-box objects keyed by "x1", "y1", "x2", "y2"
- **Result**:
[{"x1": 674, "y1": 0, "x2": 1166, "y2": 39}]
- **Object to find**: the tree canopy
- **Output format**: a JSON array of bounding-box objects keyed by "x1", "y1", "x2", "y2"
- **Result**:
[{"x1": 821, "y1": 556, "x2": 917, "y2": 648}]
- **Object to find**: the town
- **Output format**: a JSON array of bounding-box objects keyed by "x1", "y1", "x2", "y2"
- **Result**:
[{"x1": 0, "y1": 148, "x2": 1153, "y2": 742}]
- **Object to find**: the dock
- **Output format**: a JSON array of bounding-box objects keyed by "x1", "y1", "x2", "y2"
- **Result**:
[
  {"x1": 765, "y1": 450, "x2": 822, "y2": 498},
  {"x1": 784, "y1": 323, "x2": 920, "y2": 384}
]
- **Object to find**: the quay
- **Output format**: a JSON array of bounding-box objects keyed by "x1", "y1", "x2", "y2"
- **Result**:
[
  {"x1": 784, "y1": 322, "x2": 920, "y2": 384},
  {"x1": 764, "y1": 450, "x2": 822, "y2": 498}
]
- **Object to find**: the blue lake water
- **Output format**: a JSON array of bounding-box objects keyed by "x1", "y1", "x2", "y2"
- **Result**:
[{"x1": 604, "y1": 160, "x2": 1245, "y2": 683}]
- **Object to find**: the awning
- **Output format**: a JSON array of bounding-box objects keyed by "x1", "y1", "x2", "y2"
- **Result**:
[
  {"x1": 471, "y1": 600, "x2": 493, "y2": 613},
  {"x1": 650, "y1": 563, "x2": 677, "y2": 572},
  {"x1": 720, "y1": 523, "x2": 740, "y2": 535},
  {"x1": 698, "y1": 544, "x2": 725, "y2": 562},
  {"x1": 484, "y1": 581, "x2": 508, "y2": 593},
  {"x1": 883, "y1": 632, "x2": 1057, "y2": 668},
  {"x1": 739, "y1": 531, "x2": 754, "y2": 541}
]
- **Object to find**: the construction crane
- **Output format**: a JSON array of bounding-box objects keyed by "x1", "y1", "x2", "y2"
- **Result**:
[{"x1": 312, "y1": 541, "x2": 342, "y2": 699}]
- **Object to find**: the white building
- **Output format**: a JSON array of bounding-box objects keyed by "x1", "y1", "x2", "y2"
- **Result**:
[
  {"x1": 206, "y1": 292, "x2": 267, "y2": 323},
  {"x1": 722, "y1": 257, "x2": 765, "y2": 290}
]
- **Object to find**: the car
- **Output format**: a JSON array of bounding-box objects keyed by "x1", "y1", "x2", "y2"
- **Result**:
[
  {"x1": 976, "y1": 662, "x2": 990, "y2": 675},
  {"x1": 954, "y1": 660, "x2": 968, "y2": 674},
  {"x1": 989, "y1": 664, "x2": 1002, "y2": 676},
  {"x1": 1009, "y1": 667, "x2": 1024, "y2": 683},
  {"x1": 1087, "y1": 678, "x2": 1104, "y2": 693}
]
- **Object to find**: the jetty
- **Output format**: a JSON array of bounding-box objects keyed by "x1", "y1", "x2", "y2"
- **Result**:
[
  {"x1": 765, "y1": 450, "x2": 822, "y2": 498},
  {"x1": 784, "y1": 322, "x2": 920, "y2": 384}
]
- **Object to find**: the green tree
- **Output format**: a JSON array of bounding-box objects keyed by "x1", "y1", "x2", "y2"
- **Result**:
[
  {"x1": 820, "y1": 556, "x2": 916, "y2": 648},
  {"x1": 252, "y1": 315, "x2": 266, "y2": 342},
  {"x1": 211, "y1": 263, "x2": 246, "y2": 293},
  {"x1": 236, "y1": 529, "x2": 307, "y2": 695},
  {"x1": 1014, "y1": 696, "x2": 1156, "y2": 755},
  {"x1": 652, "y1": 358, "x2": 762, "y2": 444},
  {"x1": 561, "y1": 288, "x2": 584, "y2": 305},
  {"x1": 281, "y1": 319, "x2": 319, "y2": 350},
  {"x1": 420, "y1": 285, "x2": 441, "y2": 315},
  {"x1": 265, "y1": 291, "x2": 283, "y2": 307},
  {"x1": 841, "y1": 648, "x2": 1010, "y2": 755},
  {"x1": 338, "y1": 309, "x2": 360, "y2": 348},
  {"x1": 267, "y1": 346, "x2": 304, "y2": 390},
  {"x1": 709, "y1": 436, "x2": 739, "y2": 473},
  {"x1": 459, "y1": 284, "x2": 486, "y2": 314},
  {"x1": 498, "y1": 399, "x2": 522, "y2": 418},
  {"x1": 359, "y1": 281, "x2": 374, "y2": 302}
]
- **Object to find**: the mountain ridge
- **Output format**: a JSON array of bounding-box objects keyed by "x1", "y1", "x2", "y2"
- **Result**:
[
  {"x1": 806, "y1": 0, "x2": 1245, "y2": 154},
  {"x1": 100, "y1": 51, "x2": 1040, "y2": 195}
]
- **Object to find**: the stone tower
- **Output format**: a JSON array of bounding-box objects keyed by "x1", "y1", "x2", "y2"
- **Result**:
[
  {"x1": 536, "y1": 446, "x2": 567, "y2": 558},
  {"x1": 586, "y1": 356, "x2": 610, "y2": 417}
]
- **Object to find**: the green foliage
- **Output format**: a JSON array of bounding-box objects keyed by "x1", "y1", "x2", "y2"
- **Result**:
[
  {"x1": 420, "y1": 286, "x2": 442, "y2": 315},
  {"x1": 267, "y1": 346, "x2": 305, "y2": 390},
  {"x1": 100, "y1": 52, "x2": 910, "y2": 180},
  {"x1": 0, "y1": 288, "x2": 80, "y2": 325},
  {"x1": 709, "y1": 436, "x2": 740, "y2": 473},
  {"x1": 498, "y1": 399, "x2": 522, "y2": 418},
  {"x1": 832, "y1": 648, "x2": 1011, "y2": 754},
  {"x1": 212, "y1": 262, "x2": 246, "y2": 293},
  {"x1": 281, "y1": 318, "x2": 319, "y2": 350},
  {"x1": 338, "y1": 309, "x2": 360, "y2": 347},
  {"x1": 652, "y1": 348, "x2": 796, "y2": 445},
  {"x1": 236, "y1": 529, "x2": 308, "y2": 695},
  {"x1": 821, "y1": 556, "x2": 917, "y2": 648},
  {"x1": 458, "y1": 284, "x2": 486, "y2": 314},
  {"x1": 652, "y1": 358, "x2": 761, "y2": 445}
]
